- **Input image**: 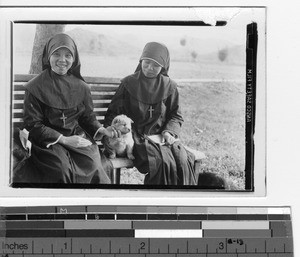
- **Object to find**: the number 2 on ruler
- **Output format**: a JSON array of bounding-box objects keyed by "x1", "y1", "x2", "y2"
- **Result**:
[{"x1": 140, "y1": 242, "x2": 146, "y2": 250}]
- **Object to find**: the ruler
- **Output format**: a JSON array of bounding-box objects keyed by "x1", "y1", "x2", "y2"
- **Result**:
[{"x1": 0, "y1": 206, "x2": 293, "y2": 256}]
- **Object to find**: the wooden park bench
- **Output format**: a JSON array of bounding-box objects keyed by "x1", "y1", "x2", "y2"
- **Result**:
[{"x1": 12, "y1": 74, "x2": 205, "y2": 184}]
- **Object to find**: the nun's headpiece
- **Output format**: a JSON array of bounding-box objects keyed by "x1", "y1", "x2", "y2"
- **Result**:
[
  {"x1": 136, "y1": 41, "x2": 170, "y2": 76},
  {"x1": 41, "y1": 33, "x2": 83, "y2": 80}
]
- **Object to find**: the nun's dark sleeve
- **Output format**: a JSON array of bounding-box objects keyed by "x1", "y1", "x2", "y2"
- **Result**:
[
  {"x1": 78, "y1": 86, "x2": 102, "y2": 137},
  {"x1": 104, "y1": 83, "x2": 127, "y2": 127},
  {"x1": 162, "y1": 87, "x2": 184, "y2": 138},
  {"x1": 23, "y1": 90, "x2": 62, "y2": 148}
]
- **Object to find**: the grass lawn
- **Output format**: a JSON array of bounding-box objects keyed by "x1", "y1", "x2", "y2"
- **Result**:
[{"x1": 180, "y1": 81, "x2": 245, "y2": 190}]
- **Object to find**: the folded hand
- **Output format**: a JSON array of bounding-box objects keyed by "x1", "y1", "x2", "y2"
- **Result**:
[{"x1": 59, "y1": 135, "x2": 92, "y2": 148}]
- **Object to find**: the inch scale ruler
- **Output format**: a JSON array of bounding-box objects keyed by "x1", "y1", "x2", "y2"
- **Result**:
[{"x1": 0, "y1": 206, "x2": 294, "y2": 256}]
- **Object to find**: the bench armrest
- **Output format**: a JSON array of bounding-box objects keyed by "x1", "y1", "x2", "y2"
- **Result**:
[{"x1": 184, "y1": 145, "x2": 206, "y2": 161}]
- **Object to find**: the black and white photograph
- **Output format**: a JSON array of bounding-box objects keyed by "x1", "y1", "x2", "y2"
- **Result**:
[
  {"x1": 2, "y1": 1, "x2": 300, "y2": 254},
  {"x1": 8, "y1": 7, "x2": 265, "y2": 191}
]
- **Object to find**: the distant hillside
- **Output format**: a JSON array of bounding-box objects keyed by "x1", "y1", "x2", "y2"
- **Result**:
[
  {"x1": 66, "y1": 28, "x2": 140, "y2": 57},
  {"x1": 66, "y1": 28, "x2": 245, "y2": 64}
]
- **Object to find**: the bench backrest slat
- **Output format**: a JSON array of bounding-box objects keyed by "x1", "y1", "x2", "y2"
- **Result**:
[
  {"x1": 14, "y1": 74, "x2": 121, "y2": 84},
  {"x1": 12, "y1": 74, "x2": 120, "y2": 129},
  {"x1": 14, "y1": 84, "x2": 119, "y2": 92}
]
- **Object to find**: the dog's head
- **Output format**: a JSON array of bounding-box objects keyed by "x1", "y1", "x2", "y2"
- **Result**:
[{"x1": 112, "y1": 115, "x2": 133, "y2": 134}]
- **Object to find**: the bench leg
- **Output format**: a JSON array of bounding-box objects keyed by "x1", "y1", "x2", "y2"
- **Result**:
[
  {"x1": 194, "y1": 160, "x2": 203, "y2": 184},
  {"x1": 111, "y1": 168, "x2": 121, "y2": 184}
]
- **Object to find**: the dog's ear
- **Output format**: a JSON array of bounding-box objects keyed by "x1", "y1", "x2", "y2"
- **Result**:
[
  {"x1": 112, "y1": 116, "x2": 121, "y2": 124},
  {"x1": 129, "y1": 118, "x2": 134, "y2": 123}
]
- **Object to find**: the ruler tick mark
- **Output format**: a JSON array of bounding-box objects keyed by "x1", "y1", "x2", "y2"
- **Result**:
[
  {"x1": 265, "y1": 239, "x2": 267, "y2": 253},
  {"x1": 284, "y1": 243, "x2": 286, "y2": 253}
]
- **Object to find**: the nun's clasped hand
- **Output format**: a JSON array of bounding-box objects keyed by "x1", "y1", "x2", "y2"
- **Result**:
[{"x1": 59, "y1": 135, "x2": 92, "y2": 148}]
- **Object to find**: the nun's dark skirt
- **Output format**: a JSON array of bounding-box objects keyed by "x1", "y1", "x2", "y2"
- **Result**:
[
  {"x1": 133, "y1": 136, "x2": 197, "y2": 186},
  {"x1": 13, "y1": 143, "x2": 111, "y2": 184}
]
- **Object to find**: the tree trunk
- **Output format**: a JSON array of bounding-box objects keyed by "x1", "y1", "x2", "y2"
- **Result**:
[{"x1": 29, "y1": 24, "x2": 66, "y2": 74}]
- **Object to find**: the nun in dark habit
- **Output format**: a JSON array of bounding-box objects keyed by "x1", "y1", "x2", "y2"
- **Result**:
[
  {"x1": 19, "y1": 33, "x2": 119, "y2": 184},
  {"x1": 104, "y1": 42, "x2": 197, "y2": 185}
]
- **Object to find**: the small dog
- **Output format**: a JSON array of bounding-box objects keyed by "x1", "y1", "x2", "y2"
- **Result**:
[{"x1": 103, "y1": 114, "x2": 135, "y2": 160}]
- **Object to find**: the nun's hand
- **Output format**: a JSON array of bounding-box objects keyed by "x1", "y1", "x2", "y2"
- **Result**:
[
  {"x1": 59, "y1": 135, "x2": 92, "y2": 148},
  {"x1": 103, "y1": 126, "x2": 121, "y2": 138},
  {"x1": 93, "y1": 127, "x2": 121, "y2": 140},
  {"x1": 162, "y1": 131, "x2": 177, "y2": 146}
]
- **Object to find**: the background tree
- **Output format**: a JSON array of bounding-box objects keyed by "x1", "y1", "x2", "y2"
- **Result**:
[
  {"x1": 89, "y1": 38, "x2": 96, "y2": 53},
  {"x1": 29, "y1": 24, "x2": 66, "y2": 74},
  {"x1": 191, "y1": 50, "x2": 198, "y2": 62},
  {"x1": 218, "y1": 47, "x2": 228, "y2": 62},
  {"x1": 180, "y1": 38, "x2": 186, "y2": 47}
]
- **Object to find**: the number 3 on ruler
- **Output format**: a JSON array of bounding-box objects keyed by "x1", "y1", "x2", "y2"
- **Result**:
[{"x1": 219, "y1": 242, "x2": 225, "y2": 250}]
